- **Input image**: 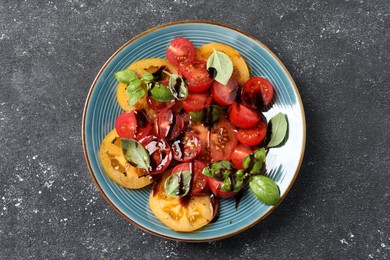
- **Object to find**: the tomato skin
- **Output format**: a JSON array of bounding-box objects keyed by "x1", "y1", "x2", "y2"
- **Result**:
[
  {"x1": 172, "y1": 161, "x2": 208, "y2": 195},
  {"x1": 236, "y1": 120, "x2": 267, "y2": 147},
  {"x1": 228, "y1": 102, "x2": 260, "y2": 129},
  {"x1": 241, "y1": 76, "x2": 274, "y2": 109},
  {"x1": 210, "y1": 118, "x2": 238, "y2": 162},
  {"x1": 171, "y1": 132, "x2": 201, "y2": 162},
  {"x1": 166, "y1": 38, "x2": 195, "y2": 66},
  {"x1": 115, "y1": 110, "x2": 152, "y2": 140},
  {"x1": 231, "y1": 144, "x2": 254, "y2": 169},
  {"x1": 154, "y1": 110, "x2": 184, "y2": 141},
  {"x1": 139, "y1": 136, "x2": 172, "y2": 175},
  {"x1": 178, "y1": 60, "x2": 214, "y2": 93},
  {"x1": 207, "y1": 177, "x2": 239, "y2": 199},
  {"x1": 182, "y1": 91, "x2": 212, "y2": 112},
  {"x1": 146, "y1": 96, "x2": 175, "y2": 112},
  {"x1": 211, "y1": 77, "x2": 239, "y2": 106}
]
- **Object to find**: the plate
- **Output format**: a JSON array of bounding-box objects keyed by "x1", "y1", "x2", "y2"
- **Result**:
[{"x1": 82, "y1": 21, "x2": 306, "y2": 242}]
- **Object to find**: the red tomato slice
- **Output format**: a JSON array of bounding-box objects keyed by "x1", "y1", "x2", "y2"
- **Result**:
[
  {"x1": 211, "y1": 77, "x2": 239, "y2": 106},
  {"x1": 139, "y1": 135, "x2": 172, "y2": 175},
  {"x1": 172, "y1": 161, "x2": 208, "y2": 195},
  {"x1": 231, "y1": 144, "x2": 254, "y2": 169},
  {"x1": 166, "y1": 38, "x2": 195, "y2": 66},
  {"x1": 178, "y1": 60, "x2": 214, "y2": 93},
  {"x1": 236, "y1": 121, "x2": 267, "y2": 146},
  {"x1": 207, "y1": 177, "x2": 239, "y2": 199},
  {"x1": 241, "y1": 76, "x2": 274, "y2": 109},
  {"x1": 210, "y1": 118, "x2": 237, "y2": 162},
  {"x1": 154, "y1": 110, "x2": 184, "y2": 141},
  {"x1": 182, "y1": 91, "x2": 212, "y2": 112},
  {"x1": 115, "y1": 110, "x2": 152, "y2": 140},
  {"x1": 228, "y1": 102, "x2": 260, "y2": 129},
  {"x1": 171, "y1": 132, "x2": 201, "y2": 162},
  {"x1": 146, "y1": 96, "x2": 175, "y2": 112},
  {"x1": 189, "y1": 123, "x2": 211, "y2": 163}
]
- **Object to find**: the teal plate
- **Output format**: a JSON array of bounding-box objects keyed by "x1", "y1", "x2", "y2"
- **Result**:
[{"x1": 82, "y1": 21, "x2": 306, "y2": 242}]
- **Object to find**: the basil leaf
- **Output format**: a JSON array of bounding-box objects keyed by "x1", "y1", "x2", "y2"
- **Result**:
[
  {"x1": 207, "y1": 49, "x2": 233, "y2": 85},
  {"x1": 120, "y1": 138, "x2": 150, "y2": 172},
  {"x1": 202, "y1": 160, "x2": 235, "y2": 181},
  {"x1": 128, "y1": 88, "x2": 146, "y2": 106},
  {"x1": 249, "y1": 175, "x2": 280, "y2": 205},
  {"x1": 221, "y1": 172, "x2": 244, "y2": 192},
  {"x1": 267, "y1": 113, "x2": 288, "y2": 148},
  {"x1": 149, "y1": 82, "x2": 174, "y2": 102},
  {"x1": 164, "y1": 71, "x2": 188, "y2": 100},
  {"x1": 164, "y1": 170, "x2": 192, "y2": 198},
  {"x1": 189, "y1": 111, "x2": 203, "y2": 122},
  {"x1": 141, "y1": 73, "x2": 154, "y2": 81},
  {"x1": 114, "y1": 69, "x2": 137, "y2": 84},
  {"x1": 189, "y1": 105, "x2": 223, "y2": 125},
  {"x1": 243, "y1": 148, "x2": 266, "y2": 175},
  {"x1": 126, "y1": 79, "x2": 142, "y2": 95}
]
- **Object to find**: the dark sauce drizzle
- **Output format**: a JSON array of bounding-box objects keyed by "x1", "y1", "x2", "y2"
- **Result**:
[{"x1": 152, "y1": 66, "x2": 166, "y2": 81}]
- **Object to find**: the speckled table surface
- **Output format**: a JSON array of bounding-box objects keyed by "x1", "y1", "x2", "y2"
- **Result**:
[{"x1": 1, "y1": 0, "x2": 389, "y2": 259}]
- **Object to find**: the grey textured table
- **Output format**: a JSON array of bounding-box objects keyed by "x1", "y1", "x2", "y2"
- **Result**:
[{"x1": 1, "y1": 1, "x2": 389, "y2": 259}]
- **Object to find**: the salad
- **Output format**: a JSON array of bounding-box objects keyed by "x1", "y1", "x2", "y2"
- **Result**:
[{"x1": 99, "y1": 37, "x2": 288, "y2": 232}]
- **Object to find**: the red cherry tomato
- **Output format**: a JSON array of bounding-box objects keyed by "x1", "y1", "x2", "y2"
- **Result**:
[
  {"x1": 154, "y1": 110, "x2": 184, "y2": 141},
  {"x1": 172, "y1": 161, "x2": 208, "y2": 195},
  {"x1": 210, "y1": 118, "x2": 238, "y2": 162},
  {"x1": 146, "y1": 96, "x2": 175, "y2": 112},
  {"x1": 228, "y1": 102, "x2": 260, "y2": 129},
  {"x1": 182, "y1": 91, "x2": 212, "y2": 112},
  {"x1": 178, "y1": 60, "x2": 214, "y2": 93},
  {"x1": 189, "y1": 123, "x2": 211, "y2": 163},
  {"x1": 115, "y1": 110, "x2": 152, "y2": 140},
  {"x1": 139, "y1": 136, "x2": 172, "y2": 175},
  {"x1": 207, "y1": 177, "x2": 240, "y2": 199},
  {"x1": 211, "y1": 77, "x2": 239, "y2": 106},
  {"x1": 241, "y1": 76, "x2": 274, "y2": 109},
  {"x1": 166, "y1": 38, "x2": 195, "y2": 66},
  {"x1": 171, "y1": 132, "x2": 201, "y2": 162},
  {"x1": 236, "y1": 121, "x2": 267, "y2": 146},
  {"x1": 231, "y1": 144, "x2": 254, "y2": 169}
]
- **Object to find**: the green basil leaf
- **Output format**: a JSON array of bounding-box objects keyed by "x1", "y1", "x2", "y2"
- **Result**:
[
  {"x1": 141, "y1": 73, "x2": 154, "y2": 81},
  {"x1": 120, "y1": 138, "x2": 150, "y2": 172},
  {"x1": 114, "y1": 69, "x2": 137, "y2": 84},
  {"x1": 221, "y1": 173, "x2": 244, "y2": 192},
  {"x1": 267, "y1": 113, "x2": 288, "y2": 148},
  {"x1": 128, "y1": 88, "x2": 146, "y2": 106},
  {"x1": 149, "y1": 82, "x2": 174, "y2": 102},
  {"x1": 164, "y1": 71, "x2": 188, "y2": 100},
  {"x1": 189, "y1": 111, "x2": 203, "y2": 122},
  {"x1": 189, "y1": 105, "x2": 223, "y2": 124},
  {"x1": 164, "y1": 170, "x2": 192, "y2": 198},
  {"x1": 249, "y1": 175, "x2": 280, "y2": 205},
  {"x1": 243, "y1": 148, "x2": 266, "y2": 175},
  {"x1": 207, "y1": 49, "x2": 233, "y2": 85},
  {"x1": 202, "y1": 160, "x2": 235, "y2": 181},
  {"x1": 126, "y1": 79, "x2": 142, "y2": 95}
]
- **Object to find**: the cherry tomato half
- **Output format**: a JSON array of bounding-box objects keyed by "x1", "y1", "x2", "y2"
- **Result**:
[
  {"x1": 139, "y1": 135, "x2": 172, "y2": 175},
  {"x1": 210, "y1": 118, "x2": 238, "y2": 162},
  {"x1": 182, "y1": 91, "x2": 212, "y2": 112},
  {"x1": 189, "y1": 123, "x2": 211, "y2": 163},
  {"x1": 154, "y1": 109, "x2": 184, "y2": 141},
  {"x1": 166, "y1": 38, "x2": 195, "y2": 66},
  {"x1": 171, "y1": 132, "x2": 201, "y2": 162},
  {"x1": 171, "y1": 160, "x2": 208, "y2": 195},
  {"x1": 115, "y1": 110, "x2": 152, "y2": 140},
  {"x1": 228, "y1": 102, "x2": 260, "y2": 129},
  {"x1": 236, "y1": 120, "x2": 267, "y2": 147},
  {"x1": 231, "y1": 144, "x2": 254, "y2": 169},
  {"x1": 207, "y1": 177, "x2": 241, "y2": 199},
  {"x1": 211, "y1": 77, "x2": 239, "y2": 106},
  {"x1": 241, "y1": 76, "x2": 274, "y2": 110},
  {"x1": 178, "y1": 60, "x2": 214, "y2": 93}
]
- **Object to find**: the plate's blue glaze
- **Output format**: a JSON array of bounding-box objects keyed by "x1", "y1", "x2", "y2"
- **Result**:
[{"x1": 82, "y1": 21, "x2": 305, "y2": 242}]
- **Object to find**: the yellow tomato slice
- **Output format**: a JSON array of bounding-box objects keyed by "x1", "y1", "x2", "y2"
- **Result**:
[
  {"x1": 195, "y1": 43, "x2": 250, "y2": 86},
  {"x1": 149, "y1": 171, "x2": 216, "y2": 232},
  {"x1": 117, "y1": 58, "x2": 178, "y2": 112},
  {"x1": 99, "y1": 129, "x2": 153, "y2": 189}
]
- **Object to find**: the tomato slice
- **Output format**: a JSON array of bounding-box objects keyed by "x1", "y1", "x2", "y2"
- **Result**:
[
  {"x1": 210, "y1": 118, "x2": 238, "y2": 162},
  {"x1": 115, "y1": 110, "x2": 152, "y2": 140},
  {"x1": 207, "y1": 177, "x2": 240, "y2": 199},
  {"x1": 236, "y1": 121, "x2": 267, "y2": 147},
  {"x1": 182, "y1": 91, "x2": 212, "y2": 112},
  {"x1": 189, "y1": 123, "x2": 211, "y2": 163},
  {"x1": 166, "y1": 38, "x2": 195, "y2": 66},
  {"x1": 178, "y1": 60, "x2": 214, "y2": 93},
  {"x1": 241, "y1": 76, "x2": 274, "y2": 109},
  {"x1": 139, "y1": 136, "x2": 172, "y2": 175},
  {"x1": 211, "y1": 77, "x2": 239, "y2": 106},
  {"x1": 154, "y1": 109, "x2": 184, "y2": 141},
  {"x1": 171, "y1": 161, "x2": 208, "y2": 195},
  {"x1": 231, "y1": 144, "x2": 254, "y2": 169},
  {"x1": 228, "y1": 102, "x2": 260, "y2": 129},
  {"x1": 171, "y1": 132, "x2": 201, "y2": 162}
]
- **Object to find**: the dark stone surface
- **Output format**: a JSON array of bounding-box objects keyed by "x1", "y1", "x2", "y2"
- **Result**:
[{"x1": 0, "y1": 0, "x2": 389, "y2": 259}]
